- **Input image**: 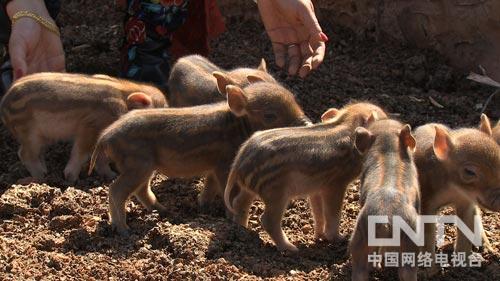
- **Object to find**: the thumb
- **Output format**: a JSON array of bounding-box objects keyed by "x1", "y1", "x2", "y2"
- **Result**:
[{"x1": 8, "y1": 34, "x2": 28, "y2": 80}]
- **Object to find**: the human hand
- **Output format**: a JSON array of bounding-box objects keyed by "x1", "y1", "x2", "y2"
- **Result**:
[
  {"x1": 257, "y1": 0, "x2": 327, "y2": 78},
  {"x1": 6, "y1": 0, "x2": 65, "y2": 80}
]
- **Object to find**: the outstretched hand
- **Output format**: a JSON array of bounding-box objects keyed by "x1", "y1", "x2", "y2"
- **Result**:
[
  {"x1": 257, "y1": 0, "x2": 327, "y2": 78},
  {"x1": 6, "y1": 0, "x2": 65, "y2": 80}
]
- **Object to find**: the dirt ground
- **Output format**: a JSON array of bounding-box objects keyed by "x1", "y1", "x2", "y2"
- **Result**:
[{"x1": 1, "y1": 1, "x2": 499, "y2": 280}]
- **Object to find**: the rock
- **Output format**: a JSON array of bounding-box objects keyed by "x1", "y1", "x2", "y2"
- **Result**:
[
  {"x1": 49, "y1": 215, "x2": 83, "y2": 231},
  {"x1": 0, "y1": 184, "x2": 61, "y2": 217},
  {"x1": 427, "y1": 65, "x2": 453, "y2": 90},
  {"x1": 404, "y1": 55, "x2": 427, "y2": 85},
  {"x1": 302, "y1": 224, "x2": 313, "y2": 234}
]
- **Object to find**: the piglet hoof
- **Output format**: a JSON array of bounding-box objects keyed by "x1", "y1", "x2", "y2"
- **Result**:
[
  {"x1": 99, "y1": 169, "x2": 118, "y2": 181},
  {"x1": 197, "y1": 202, "x2": 210, "y2": 214},
  {"x1": 324, "y1": 232, "x2": 347, "y2": 243},
  {"x1": 63, "y1": 169, "x2": 79, "y2": 185},
  {"x1": 314, "y1": 231, "x2": 326, "y2": 242},
  {"x1": 111, "y1": 223, "x2": 131, "y2": 237},
  {"x1": 103, "y1": 171, "x2": 117, "y2": 181},
  {"x1": 314, "y1": 234, "x2": 326, "y2": 243},
  {"x1": 16, "y1": 177, "x2": 42, "y2": 185},
  {"x1": 94, "y1": 164, "x2": 117, "y2": 181},
  {"x1": 197, "y1": 194, "x2": 213, "y2": 210},
  {"x1": 277, "y1": 242, "x2": 299, "y2": 253},
  {"x1": 155, "y1": 205, "x2": 172, "y2": 219},
  {"x1": 224, "y1": 208, "x2": 235, "y2": 220}
]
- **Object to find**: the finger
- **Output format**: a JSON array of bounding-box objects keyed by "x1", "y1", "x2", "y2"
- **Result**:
[
  {"x1": 287, "y1": 44, "x2": 301, "y2": 76},
  {"x1": 299, "y1": 58, "x2": 313, "y2": 78},
  {"x1": 310, "y1": 33, "x2": 326, "y2": 70},
  {"x1": 299, "y1": 57, "x2": 313, "y2": 78},
  {"x1": 8, "y1": 35, "x2": 28, "y2": 80},
  {"x1": 300, "y1": 40, "x2": 313, "y2": 59},
  {"x1": 272, "y1": 42, "x2": 287, "y2": 69},
  {"x1": 297, "y1": 1, "x2": 322, "y2": 36},
  {"x1": 299, "y1": 41, "x2": 313, "y2": 78},
  {"x1": 311, "y1": 42, "x2": 326, "y2": 70}
]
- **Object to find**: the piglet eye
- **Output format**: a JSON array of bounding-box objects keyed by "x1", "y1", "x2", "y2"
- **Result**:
[
  {"x1": 263, "y1": 113, "x2": 277, "y2": 122},
  {"x1": 464, "y1": 168, "x2": 476, "y2": 177},
  {"x1": 461, "y1": 166, "x2": 478, "y2": 182}
]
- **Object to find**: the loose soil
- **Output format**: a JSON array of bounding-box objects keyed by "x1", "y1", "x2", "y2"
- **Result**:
[{"x1": 0, "y1": 1, "x2": 499, "y2": 280}]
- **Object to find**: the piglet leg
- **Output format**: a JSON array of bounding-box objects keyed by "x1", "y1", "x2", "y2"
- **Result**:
[
  {"x1": 108, "y1": 163, "x2": 153, "y2": 235},
  {"x1": 134, "y1": 177, "x2": 168, "y2": 216},
  {"x1": 64, "y1": 128, "x2": 97, "y2": 183},
  {"x1": 232, "y1": 189, "x2": 255, "y2": 227},
  {"x1": 350, "y1": 217, "x2": 371, "y2": 281},
  {"x1": 421, "y1": 214, "x2": 440, "y2": 278},
  {"x1": 94, "y1": 152, "x2": 117, "y2": 180},
  {"x1": 455, "y1": 202, "x2": 477, "y2": 255},
  {"x1": 17, "y1": 133, "x2": 46, "y2": 179},
  {"x1": 321, "y1": 184, "x2": 348, "y2": 241},
  {"x1": 309, "y1": 194, "x2": 325, "y2": 240},
  {"x1": 399, "y1": 233, "x2": 418, "y2": 281},
  {"x1": 198, "y1": 174, "x2": 219, "y2": 208},
  {"x1": 261, "y1": 190, "x2": 297, "y2": 252}
]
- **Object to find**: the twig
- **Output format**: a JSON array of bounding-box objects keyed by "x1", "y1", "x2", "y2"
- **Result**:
[
  {"x1": 480, "y1": 89, "x2": 499, "y2": 115},
  {"x1": 466, "y1": 72, "x2": 500, "y2": 114},
  {"x1": 467, "y1": 72, "x2": 500, "y2": 88},
  {"x1": 429, "y1": 96, "x2": 444, "y2": 108},
  {"x1": 478, "y1": 65, "x2": 487, "y2": 76}
]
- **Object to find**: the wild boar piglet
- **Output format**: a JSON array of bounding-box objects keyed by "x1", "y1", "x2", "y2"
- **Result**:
[
  {"x1": 225, "y1": 102, "x2": 388, "y2": 252},
  {"x1": 350, "y1": 119, "x2": 419, "y2": 281},
  {"x1": 0, "y1": 72, "x2": 167, "y2": 183},
  {"x1": 89, "y1": 81, "x2": 310, "y2": 235},
  {"x1": 414, "y1": 114, "x2": 500, "y2": 276},
  {"x1": 167, "y1": 54, "x2": 275, "y2": 107}
]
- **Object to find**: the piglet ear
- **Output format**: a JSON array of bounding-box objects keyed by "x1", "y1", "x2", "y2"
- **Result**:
[
  {"x1": 126, "y1": 92, "x2": 152, "y2": 109},
  {"x1": 364, "y1": 111, "x2": 379, "y2": 127},
  {"x1": 247, "y1": 75, "x2": 265, "y2": 84},
  {"x1": 479, "y1": 114, "x2": 492, "y2": 136},
  {"x1": 213, "y1": 71, "x2": 235, "y2": 95},
  {"x1": 92, "y1": 74, "x2": 116, "y2": 81},
  {"x1": 399, "y1": 124, "x2": 416, "y2": 152},
  {"x1": 433, "y1": 125, "x2": 453, "y2": 161},
  {"x1": 321, "y1": 108, "x2": 340, "y2": 122},
  {"x1": 354, "y1": 127, "x2": 375, "y2": 154},
  {"x1": 226, "y1": 85, "x2": 248, "y2": 117},
  {"x1": 258, "y1": 58, "x2": 267, "y2": 72}
]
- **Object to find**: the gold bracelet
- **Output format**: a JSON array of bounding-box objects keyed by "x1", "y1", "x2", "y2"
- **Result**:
[{"x1": 11, "y1": 10, "x2": 60, "y2": 36}]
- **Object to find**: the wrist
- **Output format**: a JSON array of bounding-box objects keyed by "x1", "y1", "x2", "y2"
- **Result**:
[{"x1": 6, "y1": 0, "x2": 52, "y2": 21}]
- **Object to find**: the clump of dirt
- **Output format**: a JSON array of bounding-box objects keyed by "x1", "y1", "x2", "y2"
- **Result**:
[{"x1": 0, "y1": 0, "x2": 498, "y2": 280}]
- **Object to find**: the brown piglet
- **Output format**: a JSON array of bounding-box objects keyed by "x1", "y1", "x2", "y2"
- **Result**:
[
  {"x1": 350, "y1": 119, "x2": 420, "y2": 281},
  {"x1": 167, "y1": 55, "x2": 276, "y2": 107},
  {"x1": 224, "y1": 102, "x2": 388, "y2": 252},
  {"x1": 88, "y1": 81, "x2": 310, "y2": 235},
  {"x1": 0, "y1": 72, "x2": 167, "y2": 183},
  {"x1": 414, "y1": 114, "x2": 500, "y2": 276}
]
